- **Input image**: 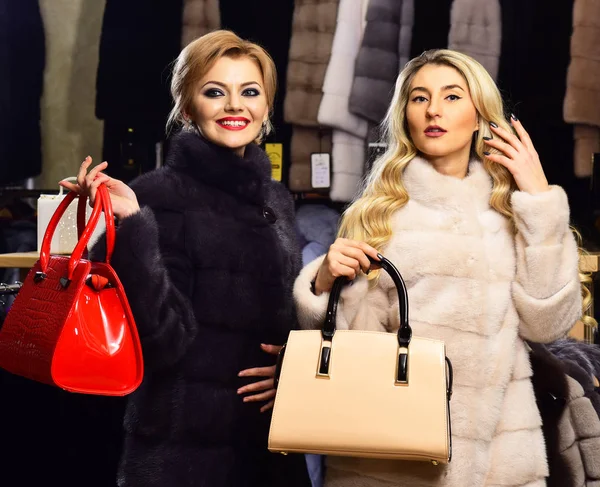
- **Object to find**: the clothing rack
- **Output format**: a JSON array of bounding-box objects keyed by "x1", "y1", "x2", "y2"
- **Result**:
[{"x1": 293, "y1": 191, "x2": 348, "y2": 213}]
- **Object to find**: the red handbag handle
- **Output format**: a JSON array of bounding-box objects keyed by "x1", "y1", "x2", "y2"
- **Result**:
[
  {"x1": 77, "y1": 193, "x2": 87, "y2": 241},
  {"x1": 98, "y1": 185, "x2": 115, "y2": 263},
  {"x1": 40, "y1": 184, "x2": 116, "y2": 279},
  {"x1": 76, "y1": 185, "x2": 115, "y2": 263}
]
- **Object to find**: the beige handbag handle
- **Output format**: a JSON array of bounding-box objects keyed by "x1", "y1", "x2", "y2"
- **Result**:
[
  {"x1": 319, "y1": 255, "x2": 453, "y2": 395},
  {"x1": 318, "y1": 255, "x2": 412, "y2": 382},
  {"x1": 323, "y1": 255, "x2": 412, "y2": 345}
]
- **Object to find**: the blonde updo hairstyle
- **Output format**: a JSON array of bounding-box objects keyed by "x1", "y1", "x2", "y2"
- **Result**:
[{"x1": 167, "y1": 30, "x2": 277, "y2": 144}]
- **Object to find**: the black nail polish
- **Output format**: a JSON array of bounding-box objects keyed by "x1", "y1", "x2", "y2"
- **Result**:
[
  {"x1": 377, "y1": 253, "x2": 384, "y2": 261},
  {"x1": 365, "y1": 269, "x2": 370, "y2": 275},
  {"x1": 483, "y1": 151, "x2": 491, "y2": 156},
  {"x1": 489, "y1": 122, "x2": 498, "y2": 128},
  {"x1": 482, "y1": 136, "x2": 492, "y2": 141},
  {"x1": 510, "y1": 113, "x2": 518, "y2": 121}
]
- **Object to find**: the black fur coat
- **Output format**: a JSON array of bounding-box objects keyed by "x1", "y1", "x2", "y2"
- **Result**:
[{"x1": 101, "y1": 131, "x2": 309, "y2": 487}]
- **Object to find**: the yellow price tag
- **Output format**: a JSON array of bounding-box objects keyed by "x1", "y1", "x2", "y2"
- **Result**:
[{"x1": 265, "y1": 143, "x2": 283, "y2": 181}]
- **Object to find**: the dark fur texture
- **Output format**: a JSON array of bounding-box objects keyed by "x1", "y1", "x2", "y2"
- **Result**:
[
  {"x1": 559, "y1": 359, "x2": 600, "y2": 419},
  {"x1": 528, "y1": 342, "x2": 574, "y2": 487},
  {"x1": 98, "y1": 132, "x2": 309, "y2": 487},
  {"x1": 547, "y1": 338, "x2": 600, "y2": 379}
]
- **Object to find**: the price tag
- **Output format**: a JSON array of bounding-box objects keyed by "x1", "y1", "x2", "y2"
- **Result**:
[
  {"x1": 366, "y1": 142, "x2": 387, "y2": 172},
  {"x1": 311, "y1": 153, "x2": 331, "y2": 189},
  {"x1": 265, "y1": 143, "x2": 283, "y2": 181}
]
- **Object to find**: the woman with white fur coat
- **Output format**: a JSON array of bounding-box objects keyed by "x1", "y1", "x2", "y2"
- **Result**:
[{"x1": 293, "y1": 49, "x2": 587, "y2": 486}]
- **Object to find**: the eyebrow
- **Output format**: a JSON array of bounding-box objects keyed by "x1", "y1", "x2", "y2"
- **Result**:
[
  {"x1": 201, "y1": 81, "x2": 261, "y2": 89},
  {"x1": 410, "y1": 84, "x2": 466, "y2": 94}
]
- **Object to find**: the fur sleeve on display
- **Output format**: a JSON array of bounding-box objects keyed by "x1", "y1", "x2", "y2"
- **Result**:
[{"x1": 547, "y1": 338, "x2": 600, "y2": 380}]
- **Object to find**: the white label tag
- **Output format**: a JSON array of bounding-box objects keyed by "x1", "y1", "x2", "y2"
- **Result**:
[
  {"x1": 366, "y1": 142, "x2": 387, "y2": 172},
  {"x1": 311, "y1": 153, "x2": 331, "y2": 189}
]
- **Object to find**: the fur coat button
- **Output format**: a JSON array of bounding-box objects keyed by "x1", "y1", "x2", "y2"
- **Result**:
[{"x1": 262, "y1": 206, "x2": 277, "y2": 224}]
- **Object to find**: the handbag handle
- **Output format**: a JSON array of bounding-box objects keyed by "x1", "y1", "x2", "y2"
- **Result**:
[
  {"x1": 76, "y1": 185, "x2": 115, "y2": 262},
  {"x1": 322, "y1": 255, "x2": 412, "y2": 348},
  {"x1": 53, "y1": 177, "x2": 91, "y2": 246},
  {"x1": 39, "y1": 184, "x2": 115, "y2": 282}
]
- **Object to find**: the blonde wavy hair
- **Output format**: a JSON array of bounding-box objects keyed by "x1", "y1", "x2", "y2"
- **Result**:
[{"x1": 339, "y1": 49, "x2": 595, "y2": 329}]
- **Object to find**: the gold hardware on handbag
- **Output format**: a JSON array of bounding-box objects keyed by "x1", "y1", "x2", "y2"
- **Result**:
[{"x1": 269, "y1": 255, "x2": 453, "y2": 464}]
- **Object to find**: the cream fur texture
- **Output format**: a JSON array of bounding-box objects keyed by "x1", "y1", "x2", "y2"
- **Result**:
[{"x1": 293, "y1": 157, "x2": 582, "y2": 487}]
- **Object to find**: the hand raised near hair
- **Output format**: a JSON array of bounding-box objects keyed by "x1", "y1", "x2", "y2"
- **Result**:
[{"x1": 483, "y1": 116, "x2": 549, "y2": 195}]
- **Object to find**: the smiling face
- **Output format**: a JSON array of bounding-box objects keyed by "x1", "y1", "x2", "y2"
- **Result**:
[
  {"x1": 405, "y1": 63, "x2": 479, "y2": 172},
  {"x1": 187, "y1": 56, "x2": 269, "y2": 157}
]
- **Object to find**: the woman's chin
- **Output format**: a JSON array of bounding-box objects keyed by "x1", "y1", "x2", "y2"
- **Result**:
[{"x1": 210, "y1": 133, "x2": 259, "y2": 153}]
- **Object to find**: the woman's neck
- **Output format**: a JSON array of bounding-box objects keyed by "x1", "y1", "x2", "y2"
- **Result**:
[{"x1": 422, "y1": 150, "x2": 471, "y2": 179}]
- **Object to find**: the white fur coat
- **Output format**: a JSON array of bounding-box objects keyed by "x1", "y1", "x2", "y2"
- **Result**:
[
  {"x1": 318, "y1": 0, "x2": 369, "y2": 203},
  {"x1": 294, "y1": 157, "x2": 582, "y2": 487}
]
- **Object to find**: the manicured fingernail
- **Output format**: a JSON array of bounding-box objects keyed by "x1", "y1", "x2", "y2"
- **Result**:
[
  {"x1": 489, "y1": 122, "x2": 498, "y2": 128},
  {"x1": 237, "y1": 388, "x2": 243, "y2": 394},
  {"x1": 238, "y1": 372, "x2": 245, "y2": 377},
  {"x1": 243, "y1": 397, "x2": 249, "y2": 402},
  {"x1": 377, "y1": 253, "x2": 383, "y2": 261},
  {"x1": 483, "y1": 151, "x2": 491, "y2": 156},
  {"x1": 365, "y1": 269, "x2": 370, "y2": 275},
  {"x1": 510, "y1": 113, "x2": 518, "y2": 121},
  {"x1": 482, "y1": 136, "x2": 492, "y2": 141}
]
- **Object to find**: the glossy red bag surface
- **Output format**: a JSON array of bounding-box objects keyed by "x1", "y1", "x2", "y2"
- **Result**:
[{"x1": 0, "y1": 185, "x2": 143, "y2": 395}]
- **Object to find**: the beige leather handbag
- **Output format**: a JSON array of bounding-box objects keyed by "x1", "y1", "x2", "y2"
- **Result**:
[{"x1": 269, "y1": 255, "x2": 453, "y2": 465}]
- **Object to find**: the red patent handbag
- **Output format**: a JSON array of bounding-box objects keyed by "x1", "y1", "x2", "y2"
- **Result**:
[{"x1": 0, "y1": 184, "x2": 144, "y2": 395}]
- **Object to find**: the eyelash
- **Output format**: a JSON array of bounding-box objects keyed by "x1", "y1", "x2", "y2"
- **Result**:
[
  {"x1": 203, "y1": 88, "x2": 261, "y2": 97},
  {"x1": 411, "y1": 94, "x2": 462, "y2": 102}
]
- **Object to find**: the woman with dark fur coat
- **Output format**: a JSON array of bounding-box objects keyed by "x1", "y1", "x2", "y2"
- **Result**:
[{"x1": 60, "y1": 30, "x2": 311, "y2": 487}]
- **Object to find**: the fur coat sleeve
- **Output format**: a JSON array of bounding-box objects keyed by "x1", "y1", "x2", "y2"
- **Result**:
[
  {"x1": 92, "y1": 206, "x2": 198, "y2": 371},
  {"x1": 348, "y1": 0, "x2": 402, "y2": 124},
  {"x1": 510, "y1": 186, "x2": 582, "y2": 343},
  {"x1": 558, "y1": 374, "x2": 600, "y2": 486}
]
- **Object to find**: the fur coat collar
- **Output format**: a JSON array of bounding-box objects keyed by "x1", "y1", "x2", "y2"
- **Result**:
[
  {"x1": 402, "y1": 156, "x2": 493, "y2": 211},
  {"x1": 165, "y1": 130, "x2": 272, "y2": 205}
]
